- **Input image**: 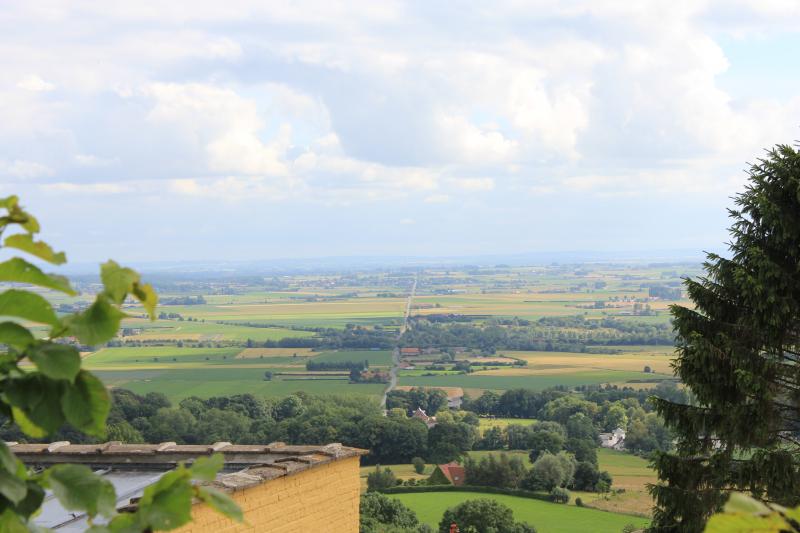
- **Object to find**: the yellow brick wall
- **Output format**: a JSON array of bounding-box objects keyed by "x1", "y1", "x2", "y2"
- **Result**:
[{"x1": 171, "y1": 456, "x2": 361, "y2": 533}]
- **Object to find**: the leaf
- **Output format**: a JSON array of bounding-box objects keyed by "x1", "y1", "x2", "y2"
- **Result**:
[
  {"x1": 61, "y1": 296, "x2": 126, "y2": 345},
  {"x1": 0, "y1": 509, "x2": 28, "y2": 533},
  {"x1": 0, "y1": 196, "x2": 19, "y2": 210},
  {"x1": 137, "y1": 470, "x2": 194, "y2": 530},
  {"x1": 10, "y1": 407, "x2": 47, "y2": 439},
  {"x1": 197, "y1": 487, "x2": 243, "y2": 523},
  {"x1": 105, "y1": 513, "x2": 139, "y2": 533},
  {"x1": 46, "y1": 464, "x2": 117, "y2": 518},
  {"x1": 0, "y1": 469, "x2": 27, "y2": 504},
  {"x1": 100, "y1": 261, "x2": 158, "y2": 319},
  {"x1": 0, "y1": 290, "x2": 59, "y2": 326},
  {"x1": 0, "y1": 442, "x2": 19, "y2": 473},
  {"x1": 27, "y1": 342, "x2": 81, "y2": 382},
  {"x1": 132, "y1": 282, "x2": 158, "y2": 320},
  {"x1": 704, "y1": 511, "x2": 788, "y2": 532},
  {"x1": 723, "y1": 493, "x2": 771, "y2": 515},
  {"x1": 61, "y1": 370, "x2": 110, "y2": 437},
  {"x1": 190, "y1": 453, "x2": 224, "y2": 482},
  {"x1": 0, "y1": 258, "x2": 75, "y2": 295},
  {"x1": 4, "y1": 234, "x2": 66, "y2": 265},
  {"x1": 6, "y1": 375, "x2": 66, "y2": 437},
  {"x1": 100, "y1": 261, "x2": 139, "y2": 304},
  {"x1": 0, "y1": 322, "x2": 35, "y2": 350},
  {"x1": 15, "y1": 481, "x2": 45, "y2": 519}
]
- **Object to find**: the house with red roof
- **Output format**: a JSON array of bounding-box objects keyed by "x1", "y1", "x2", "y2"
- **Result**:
[{"x1": 428, "y1": 461, "x2": 466, "y2": 486}]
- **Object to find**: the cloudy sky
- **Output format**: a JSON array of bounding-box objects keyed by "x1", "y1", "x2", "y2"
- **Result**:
[{"x1": 1, "y1": 1, "x2": 799, "y2": 264}]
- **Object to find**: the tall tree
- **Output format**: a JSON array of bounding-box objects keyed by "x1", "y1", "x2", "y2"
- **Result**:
[{"x1": 650, "y1": 145, "x2": 800, "y2": 532}]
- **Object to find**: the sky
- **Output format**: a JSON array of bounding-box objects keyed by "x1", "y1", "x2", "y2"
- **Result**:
[{"x1": 1, "y1": 1, "x2": 800, "y2": 264}]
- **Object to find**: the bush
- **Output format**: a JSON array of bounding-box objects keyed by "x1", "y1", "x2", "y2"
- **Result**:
[
  {"x1": 360, "y1": 492, "x2": 422, "y2": 533},
  {"x1": 367, "y1": 466, "x2": 399, "y2": 492},
  {"x1": 575, "y1": 497, "x2": 583, "y2": 507},
  {"x1": 412, "y1": 456, "x2": 426, "y2": 474},
  {"x1": 438, "y1": 498, "x2": 536, "y2": 533},
  {"x1": 550, "y1": 486, "x2": 570, "y2": 504}
]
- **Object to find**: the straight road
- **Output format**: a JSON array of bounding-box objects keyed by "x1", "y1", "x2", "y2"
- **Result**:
[{"x1": 381, "y1": 273, "x2": 417, "y2": 409}]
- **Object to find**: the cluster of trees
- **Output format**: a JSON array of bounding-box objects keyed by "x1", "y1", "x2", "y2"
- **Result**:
[
  {"x1": 258, "y1": 325, "x2": 396, "y2": 350},
  {"x1": 305, "y1": 359, "x2": 368, "y2": 371},
  {"x1": 646, "y1": 285, "x2": 681, "y2": 300},
  {"x1": 463, "y1": 450, "x2": 610, "y2": 496},
  {"x1": 400, "y1": 316, "x2": 674, "y2": 354},
  {"x1": 0, "y1": 389, "x2": 477, "y2": 465},
  {"x1": 466, "y1": 384, "x2": 683, "y2": 456},
  {"x1": 387, "y1": 388, "x2": 449, "y2": 415}
]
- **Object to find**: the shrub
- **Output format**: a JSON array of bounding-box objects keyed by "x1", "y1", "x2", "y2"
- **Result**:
[
  {"x1": 412, "y1": 456, "x2": 426, "y2": 474},
  {"x1": 575, "y1": 497, "x2": 584, "y2": 507},
  {"x1": 367, "y1": 466, "x2": 399, "y2": 492},
  {"x1": 550, "y1": 487, "x2": 570, "y2": 504}
]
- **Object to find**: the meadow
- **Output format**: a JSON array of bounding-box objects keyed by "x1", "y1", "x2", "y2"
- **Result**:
[{"x1": 390, "y1": 492, "x2": 649, "y2": 532}]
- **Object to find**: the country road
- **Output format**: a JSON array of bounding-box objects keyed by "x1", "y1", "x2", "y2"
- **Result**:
[{"x1": 381, "y1": 273, "x2": 417, "y2": 409}]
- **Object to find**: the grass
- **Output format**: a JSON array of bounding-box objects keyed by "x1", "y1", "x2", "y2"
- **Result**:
[
  {"x1": 478, "y1": 418, "x2": 537, "y2": 433},
  {"x1": 94, "y1": 368, "x2": 386, "y2": 401},
  {"x1": 119, "y1": 317, "x2": 314, "y2": 342},
  {"x1": 83, "y1": 346, "x2": 242, "y2": 367},
  {"x1": 359, "y1": 463, "x2": 433, "y2": 491},
  {"x1": 391, "y1": 491, "x2": 649, "y2": 532}
]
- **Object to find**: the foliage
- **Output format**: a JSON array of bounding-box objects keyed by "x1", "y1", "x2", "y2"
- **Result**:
[
  {"x1": 437, "y1": 498, "x2": 536, "y2": 533},
  {"x1": 523, "y1": 452, "x2": 575, "y2": 492},
  {"x1": 464, "y1": 453, "x2": 527, "y2": 489},
  {"x1": 412, "y1": 457, "x2": 426, "y2": 475},
  {"x1": 549, "y1": 487, "x2": 570, "y2": 504},
  {"x1": 360, "y1": 492, "x2": 430, "y2": 533},
  {"x1": 704, "y1": 492, "x2": 800, "y2": 533},
  {"x1": 368, "y1": 466, "x2": 400, "y2": 492},
  {"x1": 0, "y1": 196, "x2": 241, "y2": 531},
  {"x1": 651, "y1": 145, "x2": 800, "y2": 532},
  {"x1": 387, "y1": 388, "x2": 448, "y2": 416}
]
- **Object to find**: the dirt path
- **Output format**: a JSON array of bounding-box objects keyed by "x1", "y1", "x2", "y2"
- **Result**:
[{"x1": 381, "y1": 273, "x2": 417, "y2": 409}]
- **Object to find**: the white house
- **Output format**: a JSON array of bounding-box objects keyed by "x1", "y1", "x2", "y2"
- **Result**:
[{"x1": 599, "y1": 427, "x2": 626, "y2": 450}]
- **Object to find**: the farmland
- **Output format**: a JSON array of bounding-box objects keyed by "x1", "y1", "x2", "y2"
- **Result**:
[
  {"x1": 390, "y1": 491, "x2": 649, "y2": 532},
  {"x1": 55, "y1": 262, "x2": 694, "y2": 402}
]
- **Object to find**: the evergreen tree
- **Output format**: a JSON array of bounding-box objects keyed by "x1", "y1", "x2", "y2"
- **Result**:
[{"x1": 650, "y1": 145, "x2": 800, "y2": 532}]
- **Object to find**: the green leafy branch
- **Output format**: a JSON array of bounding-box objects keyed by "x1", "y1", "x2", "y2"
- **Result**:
[
  {"x1": 705, "y1": 493, "x2": 800, "y2": 532},
  {"x1": 0, "y1": 196, "x2": 242, "y2": 531}
]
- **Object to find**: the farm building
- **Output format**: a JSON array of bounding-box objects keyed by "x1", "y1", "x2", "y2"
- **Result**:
[
  {"x1": 428, "y1": 462, "x2": 466, "y2": 486},
  {"x1": 400, "y1": 347, "x2": 422, "y2": 356},
  {"x1": 411, "y1": 407, "x2": 437, "y2": 428},
  {"x1": 12, "y1": 440, "x2": 365, "y2": 532},
  {"x1": 599, "y1": 427, "x2": 626, "y2": 450}
]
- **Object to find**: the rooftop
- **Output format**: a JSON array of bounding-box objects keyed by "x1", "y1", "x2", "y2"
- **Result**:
[{"x1": 8, "y1": 441, "x2": 367, "y2": 531}]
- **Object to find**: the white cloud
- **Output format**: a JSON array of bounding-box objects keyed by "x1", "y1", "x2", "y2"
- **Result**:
[
  {"x1": 0, "y1": 160, "x2": 53, "y2": 179},
  {"x1": 17, "y1": 75, "x2": 55, "y2": 92}
]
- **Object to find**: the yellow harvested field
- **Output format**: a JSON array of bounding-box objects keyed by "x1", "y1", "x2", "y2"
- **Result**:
[
  {"x1": 463, "y1": 356, "x2": 519, "y2": 364},
  {"x1": 497, "y1": 351, "x2": 675, "y2": 375},
  {"x1": 236, "y1": 348, "x2": 316, "y2": 359}
]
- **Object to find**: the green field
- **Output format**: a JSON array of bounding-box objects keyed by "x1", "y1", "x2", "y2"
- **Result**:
[
  {"x1": 119, "y1": 317, "x2": 314, "y2": 342},
  {"x1": 391, "y1": 491, "x2": 649, "y2": 532},
  {"x1": 94, "y1": 368, "x2": 386, "y2": 400}
]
